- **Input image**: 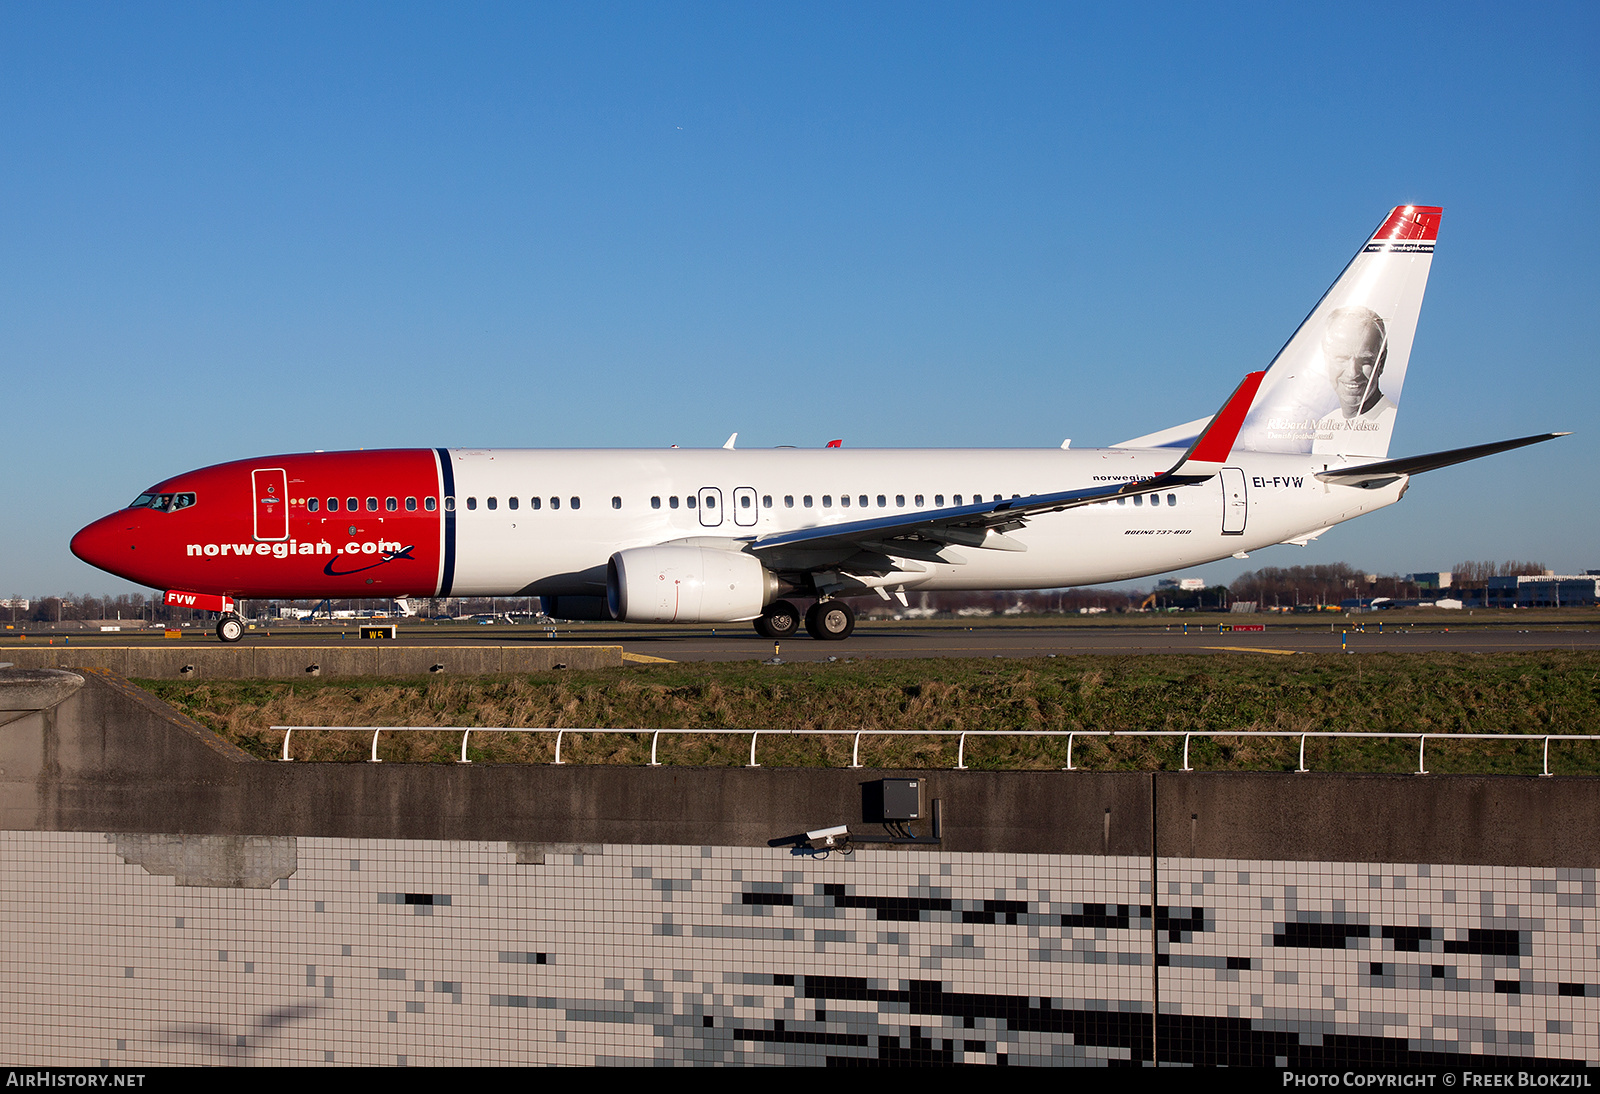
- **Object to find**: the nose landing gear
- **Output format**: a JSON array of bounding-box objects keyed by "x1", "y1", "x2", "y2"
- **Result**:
[{"x1": 216, "y1": 614, "x2": 244, "y2": 643}]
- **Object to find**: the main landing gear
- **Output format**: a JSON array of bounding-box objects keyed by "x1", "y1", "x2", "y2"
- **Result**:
[
  {"x1": 804, "y1": 600, "x2": 855, "y2": 641},
  {"x1": 216, "y1": 613, "x2": 244, "y2": 643},
  {"x1": 750, "y1": 599, "x2": 856, "y2": 641},
  {"x1": 752, "y1": 600, "x2": 801, "y2": 639}
]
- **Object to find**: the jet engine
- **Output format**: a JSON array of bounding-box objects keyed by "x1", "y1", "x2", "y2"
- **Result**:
[{"x1": 607, "y1": 545, "x2": 778, "y2": 623}]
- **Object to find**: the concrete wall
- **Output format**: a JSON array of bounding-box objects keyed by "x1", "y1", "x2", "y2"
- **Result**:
[
  {"x1": 3, "y1": 669, "x2": 1596, "y2": 866},
  {"x1": 0, "y1": 643, "x2": 621, "y2": 678}
]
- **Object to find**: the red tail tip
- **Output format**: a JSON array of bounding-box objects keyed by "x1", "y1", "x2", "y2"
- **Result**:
[{"x1": 1374, "y1": 205, "x2": 1443, "y2": 242}]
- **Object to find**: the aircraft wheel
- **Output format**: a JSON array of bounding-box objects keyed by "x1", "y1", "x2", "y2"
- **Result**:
[
  {"x1": 761, "y1": 600, "x2": 801, "y2": 639},
  {"x1": 805, "y1": 600, "x2": 855, "y2": 641},
  {"x1": 216, "y1": 614, "x2": 244, "y2": 643}
]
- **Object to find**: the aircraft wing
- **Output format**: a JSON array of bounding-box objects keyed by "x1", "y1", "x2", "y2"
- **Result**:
[
  {"x1": 1314, "y1": 433, "x2": 1570, "y2": 488},
  {"x1": 750, "y1": 371, "x2": 1265, "y2": 560}
]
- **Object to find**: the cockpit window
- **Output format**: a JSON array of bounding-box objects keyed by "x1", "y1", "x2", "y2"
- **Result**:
[{"x1": 129, "y1": 492, "x2": 196, "y2": 513}]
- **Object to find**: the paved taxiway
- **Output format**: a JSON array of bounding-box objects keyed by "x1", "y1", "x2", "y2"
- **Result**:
[{"x1": 9, "y1": 621, "x2": 1596, "y2": 663}]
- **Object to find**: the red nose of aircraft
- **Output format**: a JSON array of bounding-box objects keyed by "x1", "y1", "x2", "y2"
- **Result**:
[{"x1": 70, "y1": 512, "x2": 140, "y2": 583}]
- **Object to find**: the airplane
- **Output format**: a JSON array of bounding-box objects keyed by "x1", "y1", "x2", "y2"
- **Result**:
[{"x1": 70, "y1": 205, "x2": 1565, "y2": 643}]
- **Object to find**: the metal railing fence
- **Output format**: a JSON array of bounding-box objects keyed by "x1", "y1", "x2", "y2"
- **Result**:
[{"x1": 268, "y1": 725, "x2": 1600, "y2": 776}]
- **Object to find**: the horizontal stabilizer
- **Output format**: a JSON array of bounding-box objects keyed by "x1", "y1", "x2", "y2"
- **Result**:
[
  {"x1": 1315, "y1": 433, "x2": 1570, "y2": 488},
  {"x1": 1116, "y1": 415, "x2": 1210, "y2": 450}
]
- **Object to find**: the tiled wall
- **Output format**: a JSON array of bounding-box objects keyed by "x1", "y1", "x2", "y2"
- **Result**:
[{"x1": 2, "y1": 831, "x2": 1594, "y2": 1066}]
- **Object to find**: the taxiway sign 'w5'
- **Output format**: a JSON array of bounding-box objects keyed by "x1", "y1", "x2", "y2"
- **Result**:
[{"x1": 71, "y1": 206, "x2": 1566, "y2": 642}]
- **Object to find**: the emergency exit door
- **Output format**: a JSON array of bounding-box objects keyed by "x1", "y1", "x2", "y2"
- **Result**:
[{"x1": 697, "y1": 486, "x2": 723, "y2": 528}]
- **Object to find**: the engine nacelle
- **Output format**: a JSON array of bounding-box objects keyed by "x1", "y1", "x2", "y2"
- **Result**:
[{"x1": 607, "y1": 545, "x2": 777, "y2": 624}]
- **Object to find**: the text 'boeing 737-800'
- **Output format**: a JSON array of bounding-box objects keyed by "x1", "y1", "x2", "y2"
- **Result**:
[{"x1": 71, "y1": 205, "x2": 1567, "y2": 643}]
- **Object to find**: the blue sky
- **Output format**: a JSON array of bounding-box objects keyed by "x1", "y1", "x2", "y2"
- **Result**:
[{"x1": 4, "y1": 2, "x2": 1596, "y2": 598}]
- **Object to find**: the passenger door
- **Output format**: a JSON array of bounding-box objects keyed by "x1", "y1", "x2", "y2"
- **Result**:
[
  {"x1": 1220, "y1": 467, "x2": 1247, "y2": 535},
  {"x1": 253, "y1": 468, "x2": 289, "y2": 541}
]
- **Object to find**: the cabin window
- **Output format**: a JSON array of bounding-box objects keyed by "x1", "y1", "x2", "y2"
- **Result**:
[
  {"x1": 406, "y1": 497, "x2": 418, "y2": 511},
  {"x1": 1133, "y1": 495, "x2": 1142, "y2": 507},
  {"x1": 784, "y1": 495, "x2": 794, "y2": 508},
  {"x1": 1149, "y1": 494, "x2": 1160, "y2": 507},
  {"x1": 953, "y1": 495, "x2": 963, "y2": 505},
  {"x1": 347, "y1": 497, "x2": 358, "y2": 512},
  {"x1": 550, "y1": 497, "x2": 560, "y2": 510},
  {"x1": 1168, "y1": 494, "x2": 1177, "y2": 506},
  {"x1": 571, "y1": 497, "x2": 580, "y2": 509},
  {"x1": 740, "y1": 495, "x2": 751, "y2": 509},
  {"x1": 366, "y1": 497, "x2": 378, "y2": 512},
  {"x1": 530, "y1": 497, "x2": 541, "y2": 510},
  {"x1": 467, "y1": 497, "x2": 478, "y2": 511},
  {"x1": 444, "y1": 497, "x2": 455, "y2": 512},
  {"x1": 508, "y1": 496, "x2": 518, "y2": 510},
  {"x1": 612, "y1": 496, "x2": 621, "y2": 509},
  {"x1": 1117, "y1": 497, "x2": 1126, "y2": 506},
  {"x1": 803, "y1": 495, "x2": 813, "y2": 508},
  {"x1": 686, "y1": 496, "x2": 696, "y2": 509},
  {"x1": 840, "y1": 495, "x2": 851, "y2": 508},
  {"x1": 762, "y1": 494, "x2": 772, "y2": 508},
  {"x1": 822, "y1": 495, "x2": 832, "y2": 508},
  {"x1": 326, "y1": 497, "x2": 338, "y2": 512},
  {"x1": 386, "y1": 497, "x2": 398, "y2": 511},
  {"x1": 487, "y1": 497, "x2": 497, "y2": 510},
  {"x1": 307, "y1": 498, "x2": 319, "y2": 513},
  {"x1": 859, "y1": 495, "x2": 869, "y2": 507},
  {"x1": 424, "y1": 497, "x2": 436, "y2": 511},
  {"x1": 669, "y1": 496, "x2": 679, "y2": 509},
  {"x1": 651, "y1": 496, "x2": 661, "y2": 509},
  {"x1": 896, "y1": 495, "x2": 905, "y2": 507},
  {"x1": 703, "y1": 495, "x2": 715, "y2": 509},
  {"x1": 877, "y1": 495, "x2": 887, "y2": 508}
]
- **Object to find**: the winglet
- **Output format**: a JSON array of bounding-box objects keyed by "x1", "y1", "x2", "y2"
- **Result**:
[{"x1": 1175, "y1": 370, "x2": 1266, "y2": 472}]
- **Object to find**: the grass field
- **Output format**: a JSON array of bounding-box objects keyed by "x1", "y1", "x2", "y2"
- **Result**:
[{"x1": 138, "y1": 651, "x2": 1600, "y2": 775}]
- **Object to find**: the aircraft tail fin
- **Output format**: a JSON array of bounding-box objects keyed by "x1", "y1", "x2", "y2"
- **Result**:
[
  {"x1": 1237, "y1": 204, "x2": 1440, "y2": 458},
  {"x1": 1118, "y1": 205, "x2": 1441, "y2": 459}
]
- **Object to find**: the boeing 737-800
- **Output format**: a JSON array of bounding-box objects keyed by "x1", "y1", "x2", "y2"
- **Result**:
[{"x1": 70, "y1": 205, "x2": 1564, "y2": 642}]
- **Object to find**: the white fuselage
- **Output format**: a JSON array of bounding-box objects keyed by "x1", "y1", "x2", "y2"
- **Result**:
[{"x1": 443, "y1": 447, "x2": 1406, "y2": 597}]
